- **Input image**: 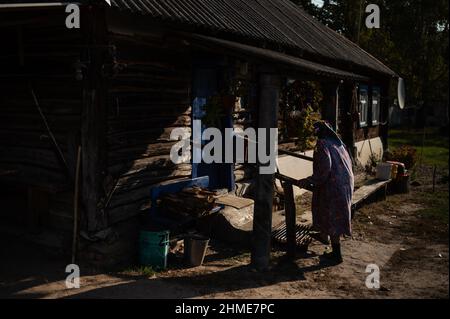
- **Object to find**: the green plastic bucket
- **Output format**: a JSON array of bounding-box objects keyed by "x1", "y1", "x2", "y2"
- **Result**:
[{"x1": 139, "y1": 230, "x2": 170, "y2": 269}]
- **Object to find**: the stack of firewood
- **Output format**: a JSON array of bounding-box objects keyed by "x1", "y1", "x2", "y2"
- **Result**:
[{"x1": 157, "y1": 187, "x2": 225, "y2": 218}]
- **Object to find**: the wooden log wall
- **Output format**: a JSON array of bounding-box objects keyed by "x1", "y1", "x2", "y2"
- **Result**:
[
  {"x1": 0, "y1": 11, "x2": 84, "y2": 231},
  {"x1": 105, "y1": 32, "x2": 193, "y2": 225}
]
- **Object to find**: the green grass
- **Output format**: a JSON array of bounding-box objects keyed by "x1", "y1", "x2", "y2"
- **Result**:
[
  {"x1": 414, "y1": 190, "x2": 449, "y2": 223},
  {"x1": 389, "y1": 128, "x2": 449, "y2": 168},
  {"x1": 120, "y1": 265, "x2": 158, "y2": 277}
]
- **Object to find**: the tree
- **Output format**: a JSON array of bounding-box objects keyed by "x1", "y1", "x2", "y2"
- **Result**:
[{"x1": 293, "y1": 0, "x2": 449, "y2": 127}]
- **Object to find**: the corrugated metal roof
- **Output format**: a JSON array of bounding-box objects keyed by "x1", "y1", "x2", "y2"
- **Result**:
[
  {"x1": 110, "y1": 0, "x2": 396, "y2": 77},
  {"x1": 189, "y1": 33, "x2": 369, "y2": 81}
]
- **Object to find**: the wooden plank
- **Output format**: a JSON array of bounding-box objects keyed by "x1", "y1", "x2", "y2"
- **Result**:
[
  {"x1": 216, "y1": 195, "x2": 254, "y2": 209},
  {"x1": 80, "y1": 6, "x2": 108, "y2": 232},
  {"x1": 283, "y1": 182, "x2": 296, "y2": 258},
  {"x1": 251, "y1": 73, "x2": 280, "y2": 271},
  {"x1": 352, "y1": 179, "x2": 391, "y2": 208},
  {"x1": 278, "y1": 149, "x2": 313, "y2": 162}
]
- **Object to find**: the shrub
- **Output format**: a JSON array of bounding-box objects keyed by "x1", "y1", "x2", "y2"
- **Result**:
[
  {"x1": 385, "y1": 145, "x2": 418, "y2": 170},
  {"x1": 296, "y1": 105, "x2": 321, "y2": 152}
]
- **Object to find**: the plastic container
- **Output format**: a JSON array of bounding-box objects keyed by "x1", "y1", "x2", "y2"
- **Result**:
[
  {"x1": 376, "y1": 163, "x2": 393, "y2": 181},
  {"x1": 139, "y1": 230, "x2": 170, "y2": 269},
  {"x1": 184, "y1": 234, "x2": 210, "y2": 267},
  {"x1": 386, "y1": 161, "x2": 406, "y2": 180},
  {"x1": 396, "y1": 173, "x2": 411, "y2": 194}
]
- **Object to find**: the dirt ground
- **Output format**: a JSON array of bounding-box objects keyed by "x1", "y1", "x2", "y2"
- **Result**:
[{"x1": 0, "y1": 167, "x2": 448, "y2": 299}]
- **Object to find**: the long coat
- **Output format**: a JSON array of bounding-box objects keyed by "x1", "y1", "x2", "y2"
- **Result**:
[{"x1": 307, "y1": 137, "x2": 354, "y2": 237}]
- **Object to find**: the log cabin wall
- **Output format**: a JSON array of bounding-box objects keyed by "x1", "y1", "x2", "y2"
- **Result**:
[
  {"x1": 0, "y1": 10, "x2": 84, "y2": 235},
  {"x1": 354, "y1": 126, "x2": 380, "y2": 142},
  {"x1": 104, "y1": 30, "x2": 193, "y2": 228}
]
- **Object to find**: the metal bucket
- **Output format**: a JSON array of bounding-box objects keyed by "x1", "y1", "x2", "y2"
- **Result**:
[
  {"x1": 184, "y1": 235, "x2": 209, "y2": 267},
  {"x1": 376, "y1": 163, "x2": 393, "y2": 181}
]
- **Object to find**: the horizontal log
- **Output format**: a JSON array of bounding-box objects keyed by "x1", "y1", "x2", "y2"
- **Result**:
[
  {"x1": 110, "y1": 179, "x2": 188, "y2": 209},
  {"x1": 108, "y1": 127, "x2": 191, "y2": 146},
  {"x1": 108, "y1": 104, "x2": 191, "y2": 118},
  {"x1": 0, "y1": 163, "x2": 69, "y2": 192},
  {"x1": 108, "y1": 155, "x2": 185, "y2": 176},
  {"x1": 112, "y1": 74, "x2": 190, "y2": 87},
  {"x1": 113, "y1": 48, "x2": 190, "y2": 66},
  {"x1": 114, "y1": 167, "x2": 191, "y2": 194},
  {"x1": 0, "y1": 130, "x2": 71, "y2": 150},
  {"x1": 0, "y1": 146, "x2": 68, "y2": 170},
  {"x1": 109, "y1": 86, "x2": 189, "y2": 95},
  {"x1": 109, "y1": 94, "x2": 191, "y2": 106},
  {"x1": 278, "y1": 149, "x2": 314, "y2": 162},
  {"x1": 107, "y1": 199, "x2": 148, "y2": 226},
  {"x1": 108, "y1": 141, "x2": 178, "y2": 162},
  {"x1": 107, "y1": 115, "x2": 191, "y2": 133}
]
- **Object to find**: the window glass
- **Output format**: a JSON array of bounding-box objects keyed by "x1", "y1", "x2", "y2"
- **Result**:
[
  {"x1": 372, "y1": 87, "x2": 381, "y2": 125},
  {"x1": 359, "y1": 85, "x2": 369, "y2": 127}
]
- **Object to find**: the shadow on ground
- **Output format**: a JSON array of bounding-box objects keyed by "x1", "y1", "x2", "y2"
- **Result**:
[{"x1": 0, "y1": 232, "x2": 338, "y2": 299}]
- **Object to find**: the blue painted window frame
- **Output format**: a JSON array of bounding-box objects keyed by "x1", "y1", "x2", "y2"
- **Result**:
[
  {"x1": 371, "y1": 86, "x2": 381, "y2": 126},
  {"x1": 358, "y1": 85, "x2": 369, "y2": 128}
]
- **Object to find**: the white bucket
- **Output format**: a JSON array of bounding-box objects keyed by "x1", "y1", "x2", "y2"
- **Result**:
[{"x1": 376, "y1": 163, "x2": 393, "y2": 181}]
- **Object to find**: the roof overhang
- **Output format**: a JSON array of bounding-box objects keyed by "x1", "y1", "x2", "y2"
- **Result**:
[
  {"x1": 186, "y1": 33, "x2": 370, "y2": 82},
  {"x1": 0, "y1": 2, "x2": 73, "y2": 9}
]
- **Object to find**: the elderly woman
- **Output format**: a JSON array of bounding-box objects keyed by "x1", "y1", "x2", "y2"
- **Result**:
[{"x1": 297, "y1": 121, "x2": 354, "y2": 264}]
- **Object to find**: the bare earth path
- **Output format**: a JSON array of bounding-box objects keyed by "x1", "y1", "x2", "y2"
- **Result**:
[{"x1": 0, "y1": 172, "x2": 448, "y2": 299}]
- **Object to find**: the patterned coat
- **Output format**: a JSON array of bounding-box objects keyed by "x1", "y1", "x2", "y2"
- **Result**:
[{"x1": 306, "y1": 137, "x2": 354, "y2": 237}]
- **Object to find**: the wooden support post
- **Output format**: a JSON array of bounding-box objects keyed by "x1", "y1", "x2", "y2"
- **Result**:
[
  {"x1": 380, "y1": 79, "x2": 391, "y2": 150},
  {"x1": 322, "y1": 82, "x2": 340, "y2": 131},
  {"x1": 251, "y1": 73, "x2": 280, "y2": 271},
  {"x1": 81, "y1": 6, "x2": 108, "y2": 232},
  {"x1": 283, "y1": 182, "x2": 296, "y2": 259},
  {"x1": 340, "y1": 82, "x2": 358, "y2": 160}
]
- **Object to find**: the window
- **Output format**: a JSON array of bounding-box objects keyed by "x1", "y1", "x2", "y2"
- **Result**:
[
  {"x1": 358, "y1": 85, "x2": 369, "y2": 127},
  {"x1": 371, "y1": 87, "x2": 381, "y2": 126}
]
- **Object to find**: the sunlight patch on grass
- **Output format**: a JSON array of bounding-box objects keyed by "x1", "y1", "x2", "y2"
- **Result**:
[
  {"x1": 120, "y1": 265, "x2": 158, "y2": 277},
  {"x1": 414, "y1": 190, "x2": 449, "y2": 223},
  {"x1": 389, "y1": 128, "x2": 449, "y2": 168}
]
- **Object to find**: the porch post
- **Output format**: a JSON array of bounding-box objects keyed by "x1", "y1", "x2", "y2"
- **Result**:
[
  {"x1": 380, "y1": 78, "x2": 391, "y2": 150},
  {"x1": 322, "y1": 81, "x2": 340, "y2": 131},
  {"x1": 81, "y1": 6, "x2": 108, "y2": 232},
  {"x1": 251, "y1": 73, "x2": 280, "y2": 271}
]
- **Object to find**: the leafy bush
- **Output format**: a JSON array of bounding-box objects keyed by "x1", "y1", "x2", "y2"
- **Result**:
[
  {"x1": 385, "y1": 145, "x2": 418, "y2": 169},
  {"x1": 296, "y1": 105, "x2": 322, "y2": 152},
  {"x1": 279, "y1": 80, "x2": 323, "y2": 150}
]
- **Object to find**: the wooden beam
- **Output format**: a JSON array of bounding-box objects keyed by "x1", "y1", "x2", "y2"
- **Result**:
[
  {"x1": 282, "y1": 181, "x2": 296, "y2": 258},
  {"x1": 339, "y1": 81, "x2": 358, "y2": 160},
  {"x1": 251, "y1": 73, "x2": 280, "y2": 271},
  {"x1": 322, "y1": 81, "x2": 340, "y2": 131},
  {"x1": 81, "y1": 6, "x2": 108, "y2": 232},
  {"x1": 278, "y1": 149, "x2": 313, "y2": 162},
  {"x1": 380, "y1": 78, "x2": 391, "y2": 150}
]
